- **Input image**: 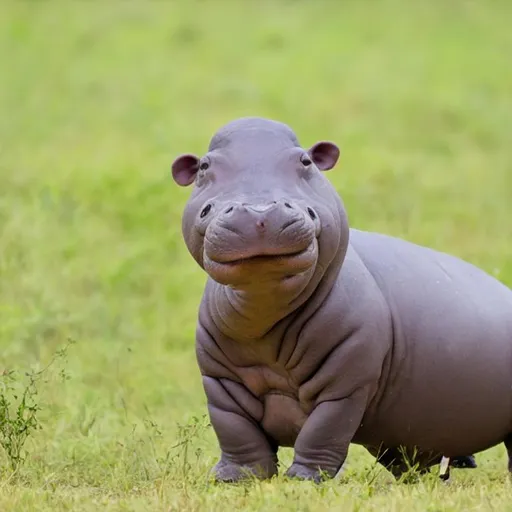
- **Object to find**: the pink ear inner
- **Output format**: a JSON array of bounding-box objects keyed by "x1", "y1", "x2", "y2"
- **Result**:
[
  {"x1": 172, "y1": 154, "x2": 200, "y2": 186},
  {"x1": 308, "y1": 142, "x2": 340, "y2": 171}
]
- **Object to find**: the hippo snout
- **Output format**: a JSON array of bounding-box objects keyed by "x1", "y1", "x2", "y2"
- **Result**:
[
  {"x1": 203, "y1": 200, "x2": 319, "y2": 265},
  {"x1": 221, "y1": 201, "x2": 305, "y2": 233}
]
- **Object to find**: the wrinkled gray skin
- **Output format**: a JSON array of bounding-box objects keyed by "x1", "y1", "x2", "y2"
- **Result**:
[{"x1": 171, "y1": 117, "x2": 512, "y2": 483}]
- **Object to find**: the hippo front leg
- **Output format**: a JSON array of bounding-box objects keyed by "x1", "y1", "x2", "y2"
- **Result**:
[
  {"x1": 203, "y1": 376, "x2": 278, "y2": 483},
  {"x1": 286, "y1": 389, "x2": 368, "y2": 483}
]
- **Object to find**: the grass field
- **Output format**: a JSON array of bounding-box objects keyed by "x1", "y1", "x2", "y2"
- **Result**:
[{"x1": 1, "y1": 0, "x2": 512, "y2": 510}]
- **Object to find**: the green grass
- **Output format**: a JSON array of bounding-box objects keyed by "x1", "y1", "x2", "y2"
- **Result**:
[{"x1": 1, "y1": 0, "x2": 512, "y2": 509}]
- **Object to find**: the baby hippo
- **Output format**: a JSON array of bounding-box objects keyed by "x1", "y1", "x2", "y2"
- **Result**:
[{"x1": 171, "y1": 117, "x2": 511, "y2": 483}]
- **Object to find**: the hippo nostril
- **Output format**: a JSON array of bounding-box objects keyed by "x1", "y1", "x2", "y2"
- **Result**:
[
  {"x1": 284, "y1": 202, "x2": 293, "y2": 209},
  {"x1": 200, "y1": 204, "x2": 212, "y2": 218},
  {"x1": 307, "y1": 207, "x2": 317, "y2": 220},
  {"x1": 224, "y1": 206, "x2": 234, "y2": 214}
]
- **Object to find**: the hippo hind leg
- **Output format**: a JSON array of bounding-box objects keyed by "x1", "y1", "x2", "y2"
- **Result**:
[
  {"x1": 437, "y1": 455, "x2": 477, "y2": 482},
  {"x1": 370, "y1": 446, "x2": 477, "y2": 481}
]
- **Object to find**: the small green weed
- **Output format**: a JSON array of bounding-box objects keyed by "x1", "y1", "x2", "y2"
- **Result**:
[
  {"x1": 170, "y1": 414, "x2": 211, "y2": 486},
  {"x1": 0, "y1": 340, "x2": 74, "y2": 473}
]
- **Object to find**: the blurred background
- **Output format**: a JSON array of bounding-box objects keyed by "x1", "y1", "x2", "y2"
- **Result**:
[{"x1": 0, "y1": 0, "x2": 511, "y2": 509}]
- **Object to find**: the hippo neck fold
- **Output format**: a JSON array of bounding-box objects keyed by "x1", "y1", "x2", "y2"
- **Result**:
[{"x1": 207, "y1": 248, "x2": 346, "y2": 343}]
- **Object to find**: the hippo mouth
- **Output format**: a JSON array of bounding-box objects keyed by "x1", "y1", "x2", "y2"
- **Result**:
[
  {"x1": 221, "y1": 250, "x2": 305, "y2": 266},
  {"x1": 209, "y1": 246, "x2": 310, "y2": 266},
  {"x1": 203, "y1": 240, "x2": 318, "y2": 285},
  {"x1": 215, "y1": 248, "x2": 310, "y2": 267}
]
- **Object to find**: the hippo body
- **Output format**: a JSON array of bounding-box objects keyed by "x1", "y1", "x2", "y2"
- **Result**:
[
  {"x1": 172, "y1": 117, "x2": 512, "y2": 482},
  {"x1": 349, "y1": 230, "x2": 512, "y2": 451}
]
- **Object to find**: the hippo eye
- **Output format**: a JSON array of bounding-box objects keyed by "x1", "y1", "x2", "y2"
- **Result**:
[
  {"x1": 199, "y1": 161, "x2": 209, "y2": 171},
  {"x1": 200, "y1": 204, "x2": 212, "y2": 218},
  {"x1": 307, "y1": 207, "x2": 317, "y2": 220},
  {"x1": 300, "y1": 154, "x2": 312, "y2": 167}
]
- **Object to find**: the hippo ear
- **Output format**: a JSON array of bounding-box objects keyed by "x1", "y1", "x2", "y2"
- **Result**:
[
  {"x1": 308, "y1": 142, "x2": 340, "y2": 171},
  {"x1": 171, "y1": 154, "x2": 200, "y2": 186}
]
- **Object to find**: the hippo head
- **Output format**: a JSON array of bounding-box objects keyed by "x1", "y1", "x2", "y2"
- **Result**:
[{"x1": 172, "y1": 117, "x2": 349, "y2": 300}]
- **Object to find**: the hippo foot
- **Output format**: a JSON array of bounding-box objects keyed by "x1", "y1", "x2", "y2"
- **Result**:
[
  {"x1": 285, "y1": 462, "x2": 334, "y2": 483},
  {"x1": 212, "y1": 458, "x2": 277, "y2": 483}
]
